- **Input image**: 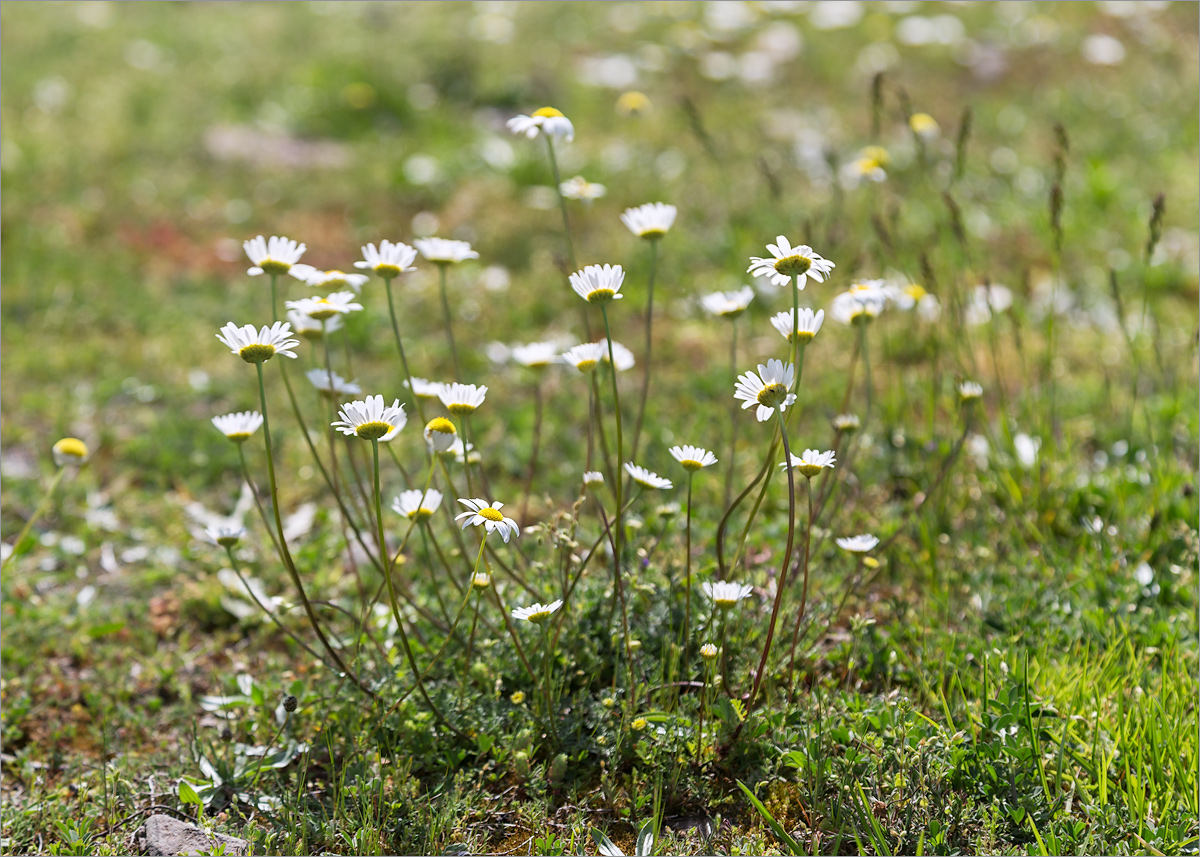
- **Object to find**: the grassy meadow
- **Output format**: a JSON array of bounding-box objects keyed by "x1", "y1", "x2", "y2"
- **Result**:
[{"x1": 1, "y1": 2, "x2": 1198, "y2": 855}]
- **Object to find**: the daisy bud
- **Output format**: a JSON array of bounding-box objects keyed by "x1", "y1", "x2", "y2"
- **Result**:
[
  {"x1": 424, "y1": 417, "x2": 458, "y2": 452},
  {"x1": 52, "y1": 437, "x2": 90, "y2": 468}
]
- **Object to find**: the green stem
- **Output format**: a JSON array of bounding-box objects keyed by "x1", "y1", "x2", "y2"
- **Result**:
[
  {"x1": 520, "y1": 378, "x2": 544, "y2": 523},
  {"x1": 724, "y1": 318, "x2": 739, "y2": 509},
  {"x1": 544, "y1": 135, "x2": 577, "y2": 273},
  {"x1": 438, "y1": 265, "x2": 462, "y2": 382},
  {"x1": 3, "y1": 467, "x2": 66, "y2": 567},
  {"x1": 791, "y1": 274, "x2": 801, "y2": 395},
  {"x1": 383, "y1": 276, "x2": 426, "y2": 424},
  {"x1": 785, "y1": 478, "x2": 816, "y2": 702},
  {"x1": 681, "y1": 473, "x2": 694, "y2": 670},
  {"x1": 237, "y1": 444, "x2": 282, "y2": 560},
  {"x1": 601, "y1": 305, "x2": 625, "y2": 632},
  {"x1": 270, "y1": 273, "x2": 279, "y2": 324},
  {"x1": 631, "y1": 238, "x2": 659, "y2": 462},
  {"x1": 489, "y1": 583, "x2": 560, "y2": 744},
  {"x1": 223, "y1": 545, "x2": 325, "y2": 666}
]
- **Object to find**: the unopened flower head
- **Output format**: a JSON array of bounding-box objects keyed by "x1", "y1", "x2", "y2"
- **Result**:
[
  {"x1": 511, "y1": 599, "x2": 563, "y2": 624},
  {"x1": 306, "y1": 369, "x2": 362, "y2": 399},
  {"x1": 833, "y1": 413, "x2": 861, "y2": 433},
  {"x1": 852, "y1": 145, "x2": 890, "y2": 181},
  {"x1": 355, "y1": 240, "x2": 418, "y2": 279},
  {"x1": 456, "y1": 498, "x2": 520, "y2": 542},
  {"x1": 414, "y1": 237, "x2": 479, "y2": 266},
  {"x1": 332, "y1": 395, "x2": 407, "y2": 441},
  {"x1": 405, "y1": 377, "x2": 446, "y2": 400},
  {"x1": 837, "y1": 534, "x2": 880, "y2": 553},
  {"x1": 624, "y1": 462, "x2": 673, "y2": 490},
  {"x1": 205, "y1": 525, "x2": 245, "y2": 548},
  {"x1": 669, "y1": 445, "x2": 718, "y2": 472},
  {"x1": 782, "y1": 448, "x2": 837, "y2": 478},
  {"x1": 471, "y1": 572, "x2": 492, "y2": 590},
  {"x1": 830, "y1": 281, "x2": 887, "y2": 325},
  {"x1": 620, "y1": 202, "x2": 677, "y2": 239},
  {"x1": 52, "y1": 437, "x2": 90, "y2": 467},
  {"x1": 560, "y1": 176, "x2": 607, "y2": 201},
  {"x1": 700, "y1": 286, "x2": 755, "y2": 319},
  {"x1": 285, "y1": 291, "x2": 363, "y2": 321},
  {"x1": 510, "y1": 690, "x2": 525, "y2": 704},
  {"x1": 512, "y1": 342, "x2": 560, "y2": 370},
  {"x1": 734, "y1": 358, "x2": 796, "y2": 422},
  {"x1": 616, "y1": 91, "x2": 651, "y2": 115},
  {"x1": 506, "y1": 107, "x2": 574, "y2": 142},
  {"x1": 600, "y1": 340, "x2": 635, "y2": 372},
  {"x1": 631, "y1": 717, "x2": 648, "y2": 732},
  {"x1": 704, "y1": 581, "x2": 753, "y2": 608},
  {"x1": 748, "y1": 236, "x2": 835, "y2": 289},
  {"x1": 216, "y1": 321, "x2": 300, "y2": 363},
  {"x1": 438, "y1": 382, "x2": 488, "y2": 416},
  {"x1": 392, "y1": 489, "x2": 443, "y2": 523},
  {"x1": 700, "y1": 643, "x2": 719, "y2": 661},
  {"x1": 570, "y1": 264, "x2": 625, "y2": 305},
  {"x1": 562, "y1": 342, "x2": 606, "y2": 373},
  {"x1": 299, "y1": 268, "x2": 370, "y2": 293},
  {"x1": 770, "y1": 308, "x2": 825, "y2": 344},
  {"x1": 244, "y1": 235, "x2": 306, "y2": 277},
  {"x1": 583, "y1": 470, "x2": 605, "y2": 488},
  {"x1": 211, "y1": 411, "x2": 263, "y2": 443},
  {"x1": 909, "y1": 112, "x2": 940, "y2": 139},
  {"x1": 287, "y1": 309, "x2": 342, "y2": 340},
  {"x1": 958, "y1": 381, "x2": 984, "y2": 403},
  {"x1": 423, "y1": 417, "x2": 458, "y2": 452}
]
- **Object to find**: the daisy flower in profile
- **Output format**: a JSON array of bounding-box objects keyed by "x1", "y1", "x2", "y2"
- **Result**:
[
  {"x1": 332, "y1": 395, "x2": 407, "y2": 441},
  {"x1": 205, "y1": 525, "x2": 246, "y2": 548},
  {"x1": 770, "y1": 308, "x2": 825, "y2": 344},
  {"x1": 748, "y1": 236, "x2": 835, "y2": 289},
  {"x1": 699, "y1": 643, "x2": 719, "y2": 660},
  {"x1": 624, "y1": 463, "x2": 673, "y2": 490},
  {"x1": 560, "y1": 176, "x2": 607, "y2": 201},
  {"x1": 216, "y1": 322, "x2": 300, "y2": 363},
  {"x1": 512, "y1": 342, "x2": 560, "y2": 370},
  {"x1": 355, "y1": 240, "x2": 418, "y2": 279},
  {"x1": 438, "y1": 382, "x2": 488, "y2": 416},
  {"x1": 833, "y1": 413, "x2": 861, "y2": 433},
  {"x1": 306, "y1": 369, "x2": 362, "y2": 399},
  {"x1": 244, "y1": 235, "x2": 306, "y2": 277},
  {"x1": 781, "y1": 449, "x2": 837, "y2": 478},
  {"x1": 414, "y1": 237, "x2": 479, "y2": 266},
  {"x1": 456, "y1": 498, "x2": 521, "y2": 542},
  {"x1": 599, "y1": 341, "x2": 635, "y2": 372},
  {"x1": 909, "y1": 112, "x2": 940, "y2": 140},
  {"x1": 392, "y1": 489, "x2": 443, "y2": 523},
  {"x1": 582, "y1": 470, "x2": 605, "y2": 488},
  {"x1": 511, "y1": 599, "x2": 563, "y2": 624},
  {"x1": 404, "y1": 377, "x2": 446, "y2": 400},
  {"x1": 884, "y1": 282, "x2": 941, "y2": 322},
  {"x1": 830, "y1": 282, "x2": 888, "y2": 325},
  {"x1": 287, "y1": 309, "x2": 341, "y2": 340},
  {"x1": 700, "y1": 286, "x2": 755, "y2": 319},
  {"x1": 734, "y1": 359, "x2": 796, "y2": 422},
  {"x1": 958, "y1": 381, "x2": 984, "y2": 402},
  {"x1": 299, "y1": 268, "x2": 370, "y2": 293},
  {"x1": 471, "y1": 572, "x2": 491, "y2": 590},
  {"x1": 669, "y1": 445, "x2": 718, "y2": 472},
  {"x1": 620, "y1": 202, "x2": 677, "y2": 239},
  {"x1": 423, "y1": 417, "x2": 458, "y2": 452},
  {"x1": 506, "y1": 107, "x2": 575, "y2": 142},
  {"x1": 837, "y1": 534, "x2": 879, "y2": 553},
  {"x1": 704, "y1": 581, "x2": 753, "y2": 608},
  {"x1": 849, "y1": 146, "x2": 889, "y2": 182},
  {"x1": 561, "y1": 342, "x2": 606, "y2": 373},
  {"x1": 569, "y1": 264, "x2": 625, "y2": 305},
  {"x1": 211, "y1": 411, "x2": 263, "y2": 443},
  {"x1": 616, "y1": 91, "x2": 651, "y2": 116},
  {"x1": 52, "y1": 437, "x2": 90, "y2": 468},
  {"x1": 285, "y1": 291, "x2": 363, "y2": 321}
]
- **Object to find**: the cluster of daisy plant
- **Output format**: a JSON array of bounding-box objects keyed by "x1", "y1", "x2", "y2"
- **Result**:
[{"x1": 200, "y1": 104, "x2": 979, "y2": 762}]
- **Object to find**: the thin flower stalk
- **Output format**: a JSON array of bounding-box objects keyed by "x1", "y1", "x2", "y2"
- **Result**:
[
  {"x1": 384, "y1": 277, "x2": 426, "y2": 424},
  {"x1": 3, "y1": 467, "x2": 67, "y2": 567},
  {"x1": 222, "y1": 544, "x2": 325, "y2": 667},
  {"x1": 630, "y1": 237, "x2": 658, "y2": 462},
  {"x1": 437, "y1": 266, "x2": 462, "y2": 382},
  {"x1": 488, "y1": 582, "x2": 560, "y2": 744},
  {"x1": 520, "y1": 377, "x2": 544, "y2": 523},
  {"x1": 600, "y1": 304, "x2": 626, "y2": 632}
]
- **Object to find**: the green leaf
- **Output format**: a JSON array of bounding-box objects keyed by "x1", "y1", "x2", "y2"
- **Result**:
[
  {"x1": 636, "y1": 819, "x2": 655, "y2": 857},
  {"x1": 735, "y1": 779, "x2": 803, "y2": 856},
  {"x1": 590, "y1": 828, "x2": 624, "y2": 857},
  {"x1": 178, "y1": 780, "x2": 201, "y2": 807}
]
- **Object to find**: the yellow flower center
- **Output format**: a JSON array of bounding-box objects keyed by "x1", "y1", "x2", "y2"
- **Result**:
[
  {"x1": 426, "y1": 417, "x2": 456, "y2": 435},
  {"x1": 259, "y1": 258, "x2": 291, "y2": 275},
  {"x1": 715, "y1": 597, "x2": 738, "y2": 608},
  {"x1": 53, "y1": 438, "x2": 89, "y2": 460},
  {"x1": 576, "y1": 358, "x2": 599, "y2": 372},
  {"x1": 307, "y1": 300, "x2": 338, "y2": 321},
  {"x1": 681, "y1": 459, "x2": 704, "y2": 472},
  {"x1": 226, "y1": 431, "x2": 253, "y2": 443},
  {"x1": 638, "y1": 228, "x2": 666, "y2": 240},
  {"x1": 791, "y1": 329, "x2": 816, "y2": 344},
  {"x1": 479, "y1": 507, "x2": 504, "y2": 522},
  {"x1": 797, "y1": 462, "x2": 824, "y2": 479},
  {"x1": 861, "y1": 145, "x2": 890, "y2": 166},
  {"x1": 616, "y1": 91, "x2": 651, "y2": 115},
  {"x1": 587, "y1": 288, "x2": 616, "y2": 304},
  {"x1": 447, "y1": 402, "x2": 476, "y2": 416},
  {"x1": 757, "y1": 382, "x2": 788, "y2": 408},
  {"x1": 355, "y1": 420, "x2": 394, "y2": 440},
  {"x1": 322, "y1": 271, "x2": 349, "y2": 287},
  {"x1": 904, "y1": 283, "x2": 927, "y2": 301},
  {"x1": 238, "y1": 343, "x2": 277, "y2": 363},
  {"x1": 409, "y1": 508, "x2": 435, "y2": 523},
  {"x1": 374, "y1": 263, "x2": 402, "y2": 279},
  {"x1": 631, "y1": 718, "x2": 647, "y2": 731},
  {"x1": 773, "y1": 255, "x2": 812, "y2": 277},
  {"x1": 533, "y1": 106, "x2": 565, "y2": 118}
]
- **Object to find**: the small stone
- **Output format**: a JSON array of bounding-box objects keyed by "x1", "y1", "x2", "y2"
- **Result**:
[{"x1": 138, "y1": 814, "x2": 250, "y2": 856}]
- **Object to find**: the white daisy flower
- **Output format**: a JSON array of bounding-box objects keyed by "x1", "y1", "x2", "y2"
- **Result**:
[
  {"x1": 285, "y1": 291, "x2": 363, "y2": 321},
  {"x1": 438, "y1": 382, "x2": 488, "y2": 416},
  {"x1": 964, "y1": 284, "x2": 1013, "y2": 326},
  {"x1": 781, "y1": 449, "x2": 837, "y2": 478},
  {"x1": 747, "y1": 235, "x2": 835, "y2": 289},
  {"x1": 306, "y1": 369, "x2": 362, "y2": 399},
  {"x1": 830, "y1": 281, "x2": 888, "y2": 325},
  {"x1": 733, "y1": 358, "x2": 797, "y2": 422},
  {"x1": 512, "y1": 342, "x2": 560, "y2": 370},
  {"x1": 404, "y1": 377, "x2": 446, "y2": 400},
  {"x1": 569, "y1": 264, "x2": 625, "y2": 305},
  {"x1": 620, "y1": 202, "x2": 677, "y2": 239},
  {"x1": 561, "y1": 342, "x2": 606, "y2": 373},
  {"x1": 560, "y1": 176, "x2": 607, "y2": 201},
  {"x1": 244, "y1": 235, "x2": 306, "y2": 277},
  {"x1": 833, "y1": 413, "x2": 861, "y2": 432},
  {"x1": 418, "y1": 417, "x2": 457, "y2": 453},
  {"x1": 599, "y1": 340, "x2": 635, "y2": 372},
  {"x1": 623, "y1": 462, "x2": 673, "y2": 490},
  {"x1": 700, "y1": 286, "x2": 755, "y2": 319},
  {"x1": 331, "y1": 395, "x2": 407, "y2": 441},
  {"x1": 669, "y1": 445, "x2": 718, "y2": 472},
  {"x1": 506, "y1": 107, "x2": 575, "y2": 142},
  {"x1": 583, "y1": 470, "x2": 605, "y2": 487},
  {"x1": 216, "y1": 321, "x2": 300, "y2": 363},
  {"x1": 511, "y1": 599, "x2": 564, "y2": 624},
  {"x1": 471, "y1": 572, "x2": 492, "y2": 589},
  {"x1": 205, "y1": 525, "x2": 246, "y2": 548},
  {"x1": 51, "y1": 437, "x2": 90, "y2": 468},
  {"x1": 299, "y1": 268, "x2": 371, "y2": 293},
  {"x1": 392, "y1": 489, "x2": 444, "y2": 522},
  {"x1": 958, "y1": 381, "x2": 984, "y2": 402},
  {"x1": 455, "y1": 498, "x2": 521, "y2": 543},
  {"x1": 703, "y1": 581, "x2": 753, "y2": 608},
  {"x1": 700, "y1": 643, "x2": 719, "y2": 660},
  {"x1": 837, "y1": 534, "x2": 879, "y2": 553},
  {"x1": 212, "y1": 411, "x2": 264, "y2": 442},
  {"x1": 770, "y1": 308, "x2": 825, "y2": 344},
  {"x1": 355, "y1": 240, "x2": 418, "y2": 279},
  {"x1": 414, "y1": 237, "x2": 479, "y2": 266},
  {"x1": 287, "y1": 309, "x2": 342, "y2": 340}
]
